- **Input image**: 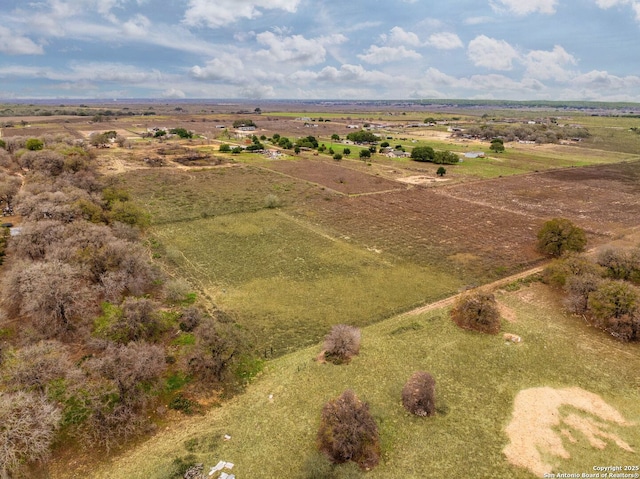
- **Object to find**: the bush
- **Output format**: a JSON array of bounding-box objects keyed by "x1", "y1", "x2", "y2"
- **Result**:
[
  {"x1": 323, "y1": 325, "x2": 361, "y2": 364},
  {"x1": 164, "y1": 278, "x2": 193, "y2": 303},
  {"x1": 450, "y1": 291, "x2": 501, "y2": 334},
  {"x1": 606, "y1": 312, "x2": 640, "y2": 342},
  {"x1": 597, "y1": 247, "x2": 640, "y2": 282},
  {"x1": 0, "y1": 391, "x2": 61, "y2": 478},
  {"x1": 264, "y1": 194, "x2": 281, "y2": 209},
  {"x1": 542, "y1": 252, "x2": 604, "y2": 288},
  {"x1": 564, "y1": 273, "x2": 602, "y2": 314},
  {"x1": 402, "y1": 371, "x2": 436, "y2": 417},
  {"x1": 587, "y1": 280, "x2": 639, "y2": 326},
  {"x1": 536, "y1": 218, "x2": 587, "y2": 257},
  {"x1": 25, "y1": 138, "x2": 44, "y2": 151},
  {"x1": 186, "y1": 318, "x2": 246, "y2": 386},
  {"x1": 317, "y1": 390, "x2": 380, "y2": 470}
]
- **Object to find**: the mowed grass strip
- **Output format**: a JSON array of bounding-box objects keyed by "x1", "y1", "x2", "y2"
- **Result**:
[
  {"x1": 152, "y1": 209, "x2": 462, "y2": 354},
  {"x1": 92, "y1": 283, "x2": 640, "y2": 479}
]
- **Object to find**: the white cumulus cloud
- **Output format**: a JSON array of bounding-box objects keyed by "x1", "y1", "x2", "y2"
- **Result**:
[
  {"x1": 183, "y1": 0, "x2": 301, "y2": 28},
  {"x1": 384, "y1": 26, "x2": 422, "y2": 47},
  {"x1": 595, "y1": 0, "x2": 640, "y2": 22},
  {"x1": 0, "y1": 26, "x2": 44, "y2": 55},
  {"x1": 427, "y1": 32, "x2": 464, "y2": 50},
  {"x1": 358, "y1": 45, "x2": 421, "y2": 64},
  {"x1": 255, "y1": 31, "x2": 346, "y2": 65},
  {"x1": 467, "y1": 35, "x2": 520, "y2": 70},
  {"x1": 524, "y1": 45, "x2": 577, "y2": 81},
  {"x1": 490, "y1": 0, "x2": 558, "y2": 15}
]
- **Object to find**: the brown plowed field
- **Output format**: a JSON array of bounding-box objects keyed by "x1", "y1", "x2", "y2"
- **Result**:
[
  {"x1": 438, "y1": 161, "x2": 640, "y2": 235},
  {"x1": 292, "y1": 187, "x2": 543, "y2": 283},
  {"x1": 263, "y1": 158, "x2": 406, "y2": 195}
]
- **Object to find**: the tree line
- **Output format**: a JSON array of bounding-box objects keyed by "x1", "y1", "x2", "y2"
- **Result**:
[{"x1": 0, "y1": 134, "x2": 254, "y2": 478}]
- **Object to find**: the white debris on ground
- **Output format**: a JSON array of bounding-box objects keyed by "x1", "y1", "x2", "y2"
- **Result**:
[{"x1": 208, "y1": 460, "x2": 234, "y2": 478}]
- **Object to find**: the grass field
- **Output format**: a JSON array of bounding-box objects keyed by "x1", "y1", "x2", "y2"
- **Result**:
[
  {"x1": 90, "y1": 282, "x2": 640, "y2": 479},
  {"x1": 151, "y1": 209, "x2": 463, "y2": 355}
]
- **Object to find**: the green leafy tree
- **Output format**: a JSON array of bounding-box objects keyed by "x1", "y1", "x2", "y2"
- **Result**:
[
  {"x1": 410, "y1": 146, "x2": 435, "y2": 162},
  {"x1": 359, "y1": 149, "x2": 371, "y2": 159},
  {"x1": 433, "y1": 150, "x2": 459, "y2": 164},
  {"x1": 436, "y1": 166, "x2": 446, "y2": 177},
  {"x1": 25, "y1": 138, "x2": 44, "y2": 151},
  {"x1": 343, "y1": 148, "x2": 351, "y2": 156},
  {"x1": 537, "y1": 218, "x2": 587, "y2": 257},
  {"x1": 232, "y1": 119, "x2": 256, "y2": 128},
  {"x1": 219, "y1": 144, "x2": 231, "y2": 152},
  {"x1": 346, "y1": 131, "x2": 378, "y2": 143},
  {"x1": 331, "y1": 134, "x2": 340, "y2": 141},
  {"x1": 490, "y1": 138, "x2": 505, "y2": 153},
  {"x1": 169, "y1": 128, "x2": 193, "y2": 139}
]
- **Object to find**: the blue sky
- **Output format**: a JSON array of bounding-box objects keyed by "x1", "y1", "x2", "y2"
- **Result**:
[{"x1": 1, "y1": 0, "x2": 639, "y2": 100}]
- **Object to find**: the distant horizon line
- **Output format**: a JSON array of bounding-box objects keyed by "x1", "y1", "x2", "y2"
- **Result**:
[{"x1": 1, "y1": 98, "x2": 640, "y2": 108}]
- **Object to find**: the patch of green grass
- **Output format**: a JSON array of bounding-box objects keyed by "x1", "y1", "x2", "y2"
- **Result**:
[
  {"x1": 93, "y1": 283, "x2": 640, "y2": 479},
  {"x1": 165, "y1": 372, "x2": 191, "y2": 392},
  {"x1": 153, "y1": 210, "x2": 462, "y2": 354},
  {"x1": 171, "y1": 332, "x2": 195, "y2": 346}
]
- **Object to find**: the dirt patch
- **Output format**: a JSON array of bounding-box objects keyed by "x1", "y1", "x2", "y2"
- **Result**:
[
  {"x1": 503, "y1": 386, "x2": 634, "y2": 476},
  {"x1": 497, "y1": 301, "x2": 517, "y2": 322},
  {"x1": 397, "y1": 175, "x2": 448, "y2": 185}
]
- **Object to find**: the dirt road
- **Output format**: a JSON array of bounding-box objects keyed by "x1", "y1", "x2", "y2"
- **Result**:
[{"x1": 403, "y1": 265, "x2": 546, "y2": 316}]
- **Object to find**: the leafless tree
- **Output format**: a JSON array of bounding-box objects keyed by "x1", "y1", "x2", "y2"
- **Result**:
[
  {"x1": 402, "y1": 371, "x2": 436, "y2": 417},
  {"x1": 0, "y1": 172, "x2": 21, "y2": 212},
  {"x1": 317, "y1": 390, "x2": 380, "y2": 470},
  {"x1": 450, "y1": 291, "x2": 501, "y2": 334},
  {"x1": 323, "y1": 324, "x2": 361, "y2": 364},
  {"x1": 0, "y1": 391, "x2": 61, "y2": 479},
  {"x1": 4, "y1": 340, "x2": 74, "y2": 393},
  {"x1": 2, "y1": 259, "x2": 97, "y2": 337}
]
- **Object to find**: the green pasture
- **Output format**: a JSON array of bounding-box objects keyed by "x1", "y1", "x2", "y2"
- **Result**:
[
  {"x1": 93, "y1": 282, "x2": 640, "y2": 479},
  {"x1": 116, "y1": 167, "x2": 322, "y2": 225},
  {"x1": 151, "y1": 210, "x2": 462, "y2": 355}
]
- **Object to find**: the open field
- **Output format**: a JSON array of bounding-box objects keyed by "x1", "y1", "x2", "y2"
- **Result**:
[
  {"x1": 115, "y1": 165, "x2": 324, "y2": 224},
  {"x1": 117, "y1": 157, "x2": 640, "y2": 356},
  {"x1": 86, "y1": 282, "x2": 640, "y2": 479},
  {"x1": 440, "y1": 161, "x2": 640, "y2": 236},
  {"x1": 153, "y1": 210, "x2": 462, "y2": 354},
  {"x1": 262, "y1": 158, "x2": 406, "y2": 195}
]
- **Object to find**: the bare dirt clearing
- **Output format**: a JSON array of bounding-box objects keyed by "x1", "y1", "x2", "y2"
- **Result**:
[{"x1": 504, "y1": 387, "x2": 635, "y2": 477}]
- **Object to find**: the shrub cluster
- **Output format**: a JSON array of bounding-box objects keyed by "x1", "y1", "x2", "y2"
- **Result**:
[
  {"x1": 542, "y1": 247, "x2": 640, "y2": 342},
  {"x1": 450, "y1": 291, "x2": 501, "y2": 334}
]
